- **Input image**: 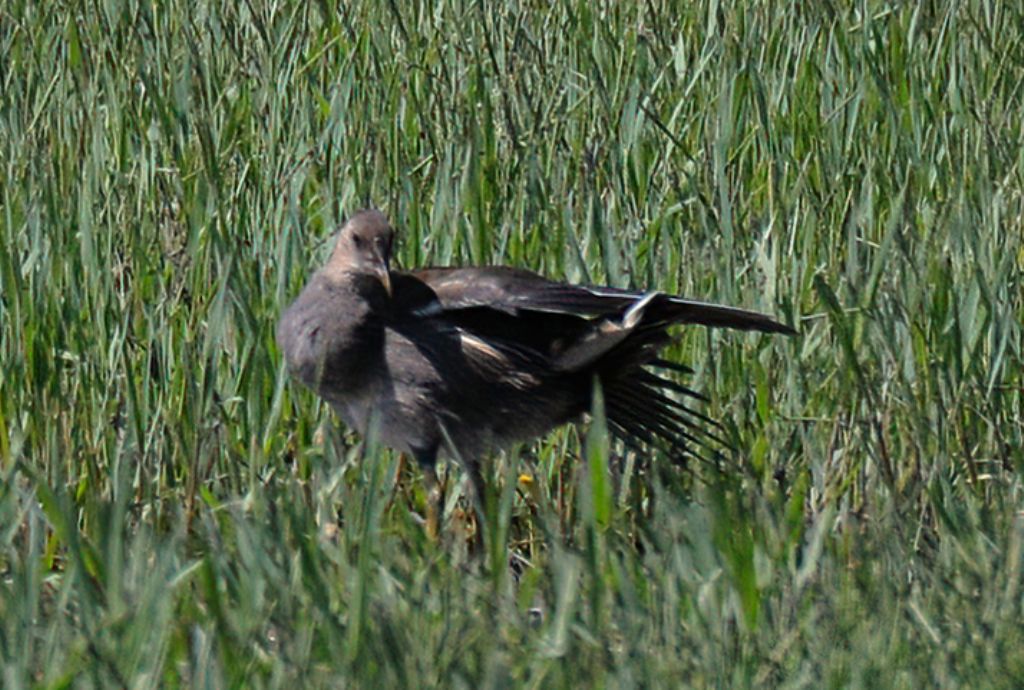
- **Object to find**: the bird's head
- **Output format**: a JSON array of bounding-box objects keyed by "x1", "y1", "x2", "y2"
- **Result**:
[{"x1": 326, "y1": 209, "x2": 394, "y2": 296}]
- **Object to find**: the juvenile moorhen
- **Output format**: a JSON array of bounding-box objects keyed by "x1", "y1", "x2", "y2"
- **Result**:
[{"x1": 277, "y1": 209, "x2": 794, "y2": 537}]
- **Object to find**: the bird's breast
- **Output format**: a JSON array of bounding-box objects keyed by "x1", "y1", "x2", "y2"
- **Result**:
[{"x1": 277, "y1": 280, "x2": 384, "y2": 398}]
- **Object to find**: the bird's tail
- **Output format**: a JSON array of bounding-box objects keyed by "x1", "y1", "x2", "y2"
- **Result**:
[{"x1": 596, "y1": 293, "x2": 793, "y2": 466}]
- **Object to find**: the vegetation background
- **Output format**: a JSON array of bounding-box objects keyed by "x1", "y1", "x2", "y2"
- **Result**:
[{"x1": 2, "y1": 0, "x2": 1022, "y2": 686}]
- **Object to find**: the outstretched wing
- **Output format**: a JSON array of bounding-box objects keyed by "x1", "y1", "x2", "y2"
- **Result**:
[
  {"x1": 401, "y1": 266, "x2": 795, "y2": 334},
  {"x1": 388, "y1": 265, "x2": 794, "y2": 468},
  {"x1": 389, "y1": 268, "x2": 594, "y2": 360}
]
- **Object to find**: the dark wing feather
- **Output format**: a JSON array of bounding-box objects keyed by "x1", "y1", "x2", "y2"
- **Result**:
[
  {"x1": 407, "y1": 266, "x2": 645, "y2": 316},
  {"x1": 389, "y1": 269, "x2": 593, "y2": 357},
  {"x1": 403, "y1": 266, "x2": 795, "y2": 334},
  {"x1": 389, "y1": 265, "x2": 793, "y2": 467}
]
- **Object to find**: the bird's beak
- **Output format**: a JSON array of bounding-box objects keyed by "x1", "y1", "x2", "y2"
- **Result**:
[{"x1": 373, "y1": 247, "x2": 392, "y2": 297}]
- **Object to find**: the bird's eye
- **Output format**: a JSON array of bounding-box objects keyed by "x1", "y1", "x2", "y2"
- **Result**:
[{"x1": 351, "y1": 234, "x2": 363, "y2": 249}]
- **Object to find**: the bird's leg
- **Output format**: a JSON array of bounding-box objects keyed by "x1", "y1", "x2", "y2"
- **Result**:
[
  {"x1": 424, "y1": 464, "x2": 443, "y2": 541},
  {"x1": 384, "y1": 452, "x2": 408, "y2": 514},
  {"x1": 413, "y1": 446, "x2": 443, "y2": 542},
  {"x1": 464, "y1": 460, "x2": 487, "y2": 557}
]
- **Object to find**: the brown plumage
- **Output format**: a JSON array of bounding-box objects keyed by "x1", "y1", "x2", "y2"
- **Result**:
[{"x1": 277, "y1": 209, "x2": 794, "y2": 533}]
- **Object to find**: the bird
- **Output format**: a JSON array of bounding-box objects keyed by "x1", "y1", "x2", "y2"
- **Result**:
[{"x1": 277, "y1": 209, "x2": 794, "y2": 539}]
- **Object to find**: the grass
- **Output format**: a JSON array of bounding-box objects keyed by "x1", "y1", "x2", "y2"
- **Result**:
[{"x1": 1, "y1": 0, "x2": 1023, "y2": 686}]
